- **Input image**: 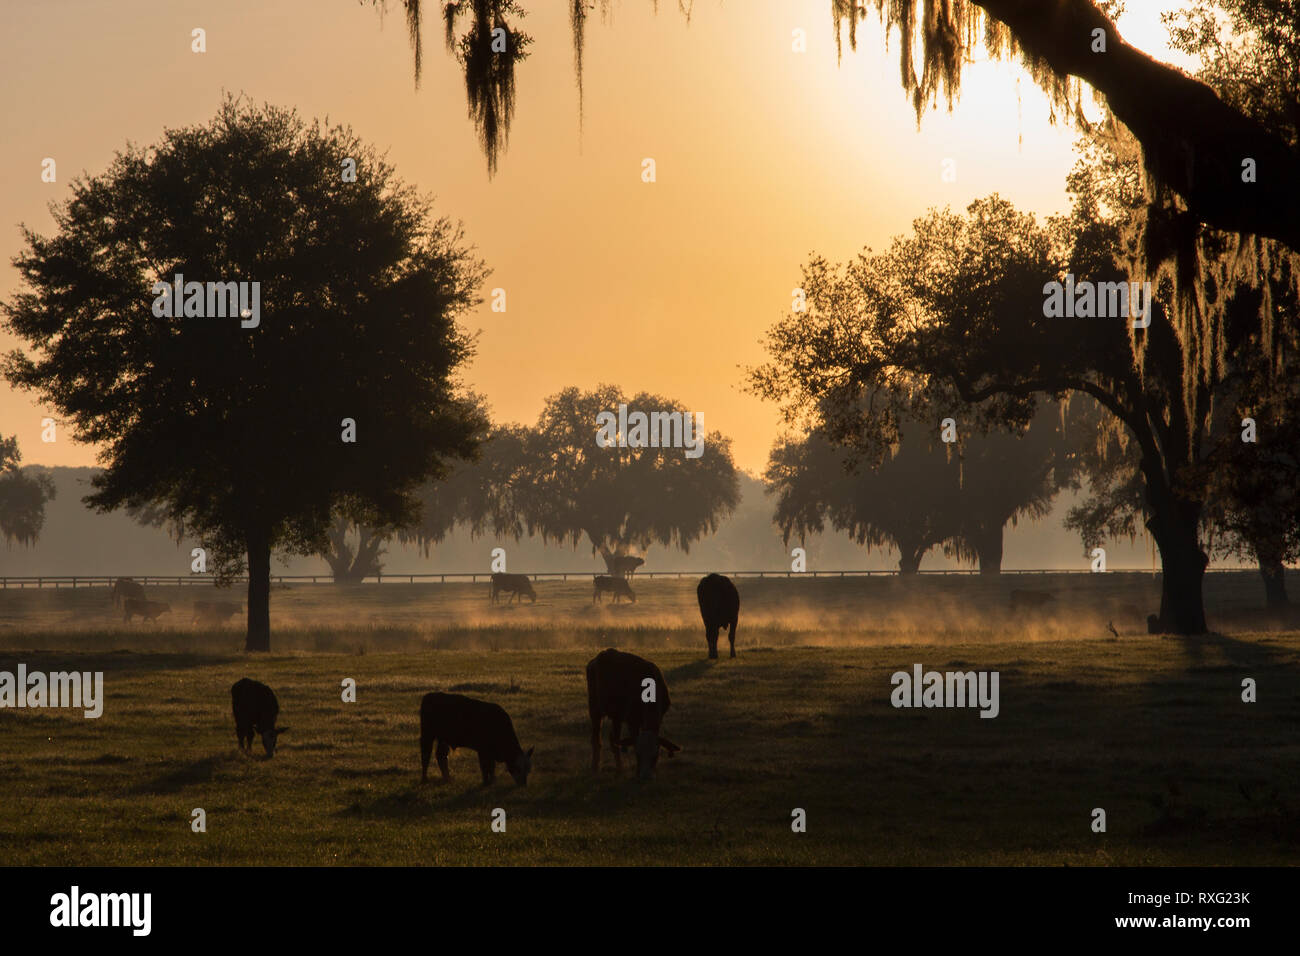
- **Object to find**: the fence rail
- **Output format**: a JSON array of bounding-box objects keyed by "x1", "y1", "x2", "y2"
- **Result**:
[{"x1": 0, "y1": 567, "x2": 1257, "y2": 589}]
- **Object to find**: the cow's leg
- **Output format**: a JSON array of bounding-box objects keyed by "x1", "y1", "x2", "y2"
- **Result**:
[
  {"x1": 420, "y1": 733, "x2": 434, "y2": 783},
  {"x1": 707, "y1": 626, "x2": 719, "y2": 659},
  {"x1": 610, "y1": 719, "x2": 623, "y2": 772},
  {"x1": 590, "y1": 715, "x2": 602, "y2": 772},
  {"x1": 728, "y1": 620, "x2": 737, "y2": 658},
  {"x1": 436, "y1": 742, "x2": 451, "y2": 780},
  {"x1": 478, "y1": 751, "x2": 495, "y2": 786}
]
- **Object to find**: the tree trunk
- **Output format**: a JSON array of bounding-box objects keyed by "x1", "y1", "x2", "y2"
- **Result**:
[
  {"x1": 1145, "y1": 503, "x2": 1209, "y2": 634},
  {"x1": 896, "y1": 537, "x2": 924, "y2": 575},
  {"x1": 970, "y1": 522, "x2": 1004, "y2": 575},
  {"x1": 245, "y1": 530, "x2": 272, "y2": 652},
  {"x1": 1257, "y1": 553, "x2": 1289, "y2": 610}
]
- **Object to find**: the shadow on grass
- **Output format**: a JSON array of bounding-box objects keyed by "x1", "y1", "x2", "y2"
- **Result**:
[{"x1": 130, "y1": 755, "x2": 227, "y2": 795}]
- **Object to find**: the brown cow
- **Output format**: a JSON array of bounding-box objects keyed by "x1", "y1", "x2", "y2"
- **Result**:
[
  {"x1": 124, "y1": 598, "x2": 170, "y2": 623},
  {"x1": 593, "y1": 575, "x2": 636, "y2": 604},
  {"x1": 110, "y1": 577, "x2": 145, "y2": 608},
  {"x1": 192, "y1": 600, "x2": 242, "y2": 625}
]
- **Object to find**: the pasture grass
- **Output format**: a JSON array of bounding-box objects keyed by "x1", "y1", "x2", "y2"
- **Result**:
[{"x1": 0, "y1": 574, "x2": 1296, "y2": 865}]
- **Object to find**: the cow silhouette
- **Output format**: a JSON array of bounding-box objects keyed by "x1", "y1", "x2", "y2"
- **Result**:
[
  {"x1": 419, "y1": 692, "x2": 533, "y2": 786},
  {"x1": 490, "y1": 572, "x2": 536, "y2": 604},
  {"x1": 696, "y1": 573, "x2": 740, "y2": 659},
  {"x1": 110, "y1": 577, "x2": 145, "y2": 608},
  {"x1": 586, "y1": 648, "x2": 679, "y2": 780},
  {"x1": 231, "y1": 678, "x2": 287, "y2": 757},
  {"x1": 123, "y1": 598, "x2": 170, "y2": 623},
  {"x1": 593, "y1": 575, "x2": 635, "y2": 603}
]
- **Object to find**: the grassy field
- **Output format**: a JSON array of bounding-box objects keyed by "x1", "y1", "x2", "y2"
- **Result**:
[{"x1": 0, "y1": 574, "x2": 1297, "y2": 865}]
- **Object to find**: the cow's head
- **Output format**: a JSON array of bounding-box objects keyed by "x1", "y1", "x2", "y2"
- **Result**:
[
  {"x1": 261, "y1": 725, "x2": 287, "y2": 757},
  {"x1": 622, "y1": 731, "x2": 680, "y2": 780},
  {"x1": 508, "y1": 746, "x2": 534, "y2": 786}
]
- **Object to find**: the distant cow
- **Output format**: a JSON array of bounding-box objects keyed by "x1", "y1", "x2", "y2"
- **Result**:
[
  {"x1": 490, "y1": 572, "x2": 536, "y2": 604},
  {"x1": 123, "y1": 598, "x2": 170, "y2": 623},
  {"x1": 586, "y1": 648, "x2": 679, "y2": 781},
  {"x1": 110, "y1": 577, "x2": 145, "y2": 608},
  {"x1": 697, "y1": 573, "x2": 740, "y2": 659},
  {"x1": 1009, "y1": 589, "x2": 1056, "y2": 611},
  {"x1": 231, "y1": 678, "x2": 287, "y2": 757},
  {"x1": 609, "y1": 555, "x2": 645, "y2": 578},
  {"x1": 192, "y1": 600, "x2": 242, "y2": 625},
  {"x1": 593, "y1": 575, "x2": 636, "y2": 604},
  {"x1": 419, "y1": 692, "x2": 533, "y2": 786}
]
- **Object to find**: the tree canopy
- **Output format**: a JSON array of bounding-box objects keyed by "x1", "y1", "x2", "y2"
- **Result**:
[{"x1": 2, "y1": 98, "x2": 488, "y2": 648}]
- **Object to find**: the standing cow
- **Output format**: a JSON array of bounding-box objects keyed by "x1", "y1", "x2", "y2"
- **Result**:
[
  {"x1": 586, "y1": 648, "x2": 679, "y2": 781},
  {"x1": 696, "y1": 573, "x2": 740, "y2": 659},
  {"x1": 593, "y1": 575, "x2": 636, "y2": 603},
  {"x1": 231, "y1": 678, "x2": 287, "y2": 757},
  {"x1": 110, "y1": 577, "x2": 145, "y2": 608},
  {"x1": 490, "y1": 572, "x2": 537, "y2": 604},
  {"x1": 419, "y1": 692, "x2": 533, "y2": 786}
]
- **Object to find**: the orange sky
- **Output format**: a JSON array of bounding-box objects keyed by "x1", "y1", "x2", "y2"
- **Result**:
[{"x1": 0, "y1": 0, "x2": 1194, "y2": 474}]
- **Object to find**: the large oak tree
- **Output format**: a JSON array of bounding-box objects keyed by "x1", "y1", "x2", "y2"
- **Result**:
[{"x1": 2, "y1": 98, "x2": 487, "y2": 650}]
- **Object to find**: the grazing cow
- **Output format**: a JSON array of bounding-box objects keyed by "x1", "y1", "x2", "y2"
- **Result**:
[
  {"x1": 586, "y1": 648, "x2": 679, "y2": 781},
  {"x1": 110, "y1": 577, "x2": 145, "y2": 608},
  {"x1": 490, "y1": 572, "x2": 537, "y2": 604},
  {"x1": 123, "y1": 598, "x2": 170, "y2": 623},
  {"x1": 609, "y1": 555, "x2": 645, "y2": 578},
  {"x1": 192, "y1": 600, "x2": 242, "y2": 625},
  {"x1": 593, "y1": 575, "x2": 636, "y2": 604},
  {"x1": 1008, "y1": 589, "x2": 1056, "y2": 611},
  {"x1": 696, "y1": 573, "x2": 740, "y2": 659},
  {"x1": 419, "y1": 692, "x2": 533, "y2": 786},
  {"x1": 230, "y1": 678, "x2": 287, "y2": 757}
]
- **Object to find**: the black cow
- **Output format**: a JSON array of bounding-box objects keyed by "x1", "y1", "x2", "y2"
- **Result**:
[
  {"x1": 490, "y1": 572, "x2": 537, "y2": 604},
  {"x1": 609, "y1": 555, "x2": 645, "y2": 578},
  {"x1": 593, "y1": 575, "x2": 636, "y2": 603},
  {"x1": 230, "y1": 678, "x2": 287, "y2": 757},
  {"x1": 696, "y1": 573, "x2": 740, "y2": 659},
  {"x1": 110, "y1": 577, "x2": 145, "y2": 608},
  {"x1": 193, "y1": 600, "x2": 242, "y2": 625},
  {"x1": 586, "y1": 648, "x2": 679, "y2": 781},
  {"x1": 419, "y1": 692, "x2": 533, "y2": 786},
  {"x1": 123, "y1": 598, "x2": 170, "y2": 623}
]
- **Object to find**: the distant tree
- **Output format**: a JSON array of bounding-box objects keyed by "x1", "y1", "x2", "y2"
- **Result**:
[
  {"x1": 943, "y1": 400, "x2": 1072, "y2": 574},
  {"x1": 767, "y1": 398, "x2": 1066, "y2": 575},
  {"x1": 398, "y1": 422, "x2": 532, "y2": 554},
  {"x1": 0, "y1": 437, "x2": 56, "y2": 548},
  {"x1": 766, "y1": 419, "x2": 963, "y2": 574},
  {"x1": 2, "y1": 98, "x2": 486, "y2": 650},
  {"x1": 516, "y1": 385, "x2": 740, "y2": 572}
]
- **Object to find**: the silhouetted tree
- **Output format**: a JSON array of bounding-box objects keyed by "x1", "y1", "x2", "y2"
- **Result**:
[
  {"x1": 0, "y1": 437, "x2": 56, "y2": 548},
  {"x1": 749, "y1": 174, "x2": 1261, "y2": 633},
  {"x1": 516, "y1": 384, "x2": 740, "y2": 572},
  {"x1": 766, "y1": 419, "x2": 963, "y2": 574},
  {"x1": 2, "y1": 98, "x2": 486, "y2": 650}
]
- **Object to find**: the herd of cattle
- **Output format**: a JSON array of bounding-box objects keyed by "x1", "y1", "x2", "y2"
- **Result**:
[
  {"x1": 110, "y1": 577, "x2": 242, "y2": 625},
  {"x1": 231, "y1": 572, "x2": 741, "y2": 783}
]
